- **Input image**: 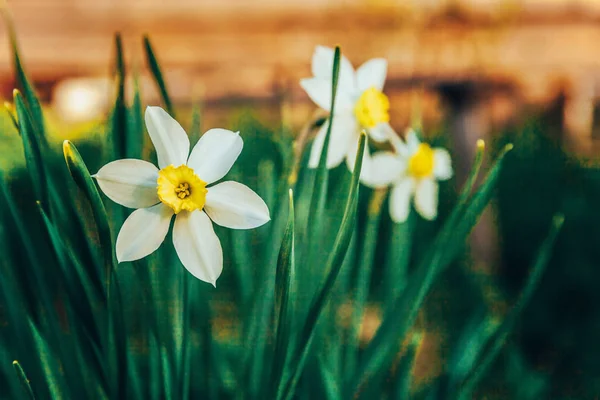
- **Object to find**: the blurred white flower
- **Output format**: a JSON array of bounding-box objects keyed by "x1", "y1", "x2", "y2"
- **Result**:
[
  {"x1": 93, "y1": 106, "x2": 270, "y2": 286},
  {"x1": 362, "y1": 129, "x2": 453, "y2": 223},
  {"x1": 300, "y1": 45, "x2": 394, "y2": 171}
]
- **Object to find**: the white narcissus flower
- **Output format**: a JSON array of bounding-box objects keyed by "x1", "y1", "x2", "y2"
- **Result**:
[
  {"x1": 362, "y1": 129, "x2": 453, "y2": 223},
  {"x1": 93, "y1": 106, "x2": 270, "y2": 286},
  {"x1": 300, "y1": 45, "x2": 395, "y2": 172}
]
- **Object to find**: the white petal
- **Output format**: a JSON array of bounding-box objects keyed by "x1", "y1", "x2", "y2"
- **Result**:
[
  {"x1": 389, "y1": 177, "x2": 415, "y2": 223},
  {"x1": 405, "y1": 128, "x2": 421, "y2": 154},
  {"x1": 311, "y1": 45, "x2": 356, "y2": 92},
  {"x1": 145, "y1": 106, "x2": 190, "y2": 169},
  {"x1": 187, "y1": 128, "x2": 243, "y2": 184},
  {"x1": 414, "y1": 178, "x2": 438, "y2": 221},
  {"x1": 389, "y1": 134, "x2": 409, "y2": 157},
  {"x1": 356, "y1": 58, "x2": 387, "y2": 92},
  {"x1": 309, "y1": 113, "x2": 357, "y2": 169},
  {"x1": 205, "y1": 181, "x2": 270, "y2": 229},
  {"x1": 173, "y1": 210, "x2": 223, "y2": 286},
  {"x1": 299, "y1": 77, "x2": 354, "y2": 113},
  {"x1": 433, "y1": 148, "x2": 453, "y2": 181},
  {"x1": 94, "y1": 159, "x2": 159, "y2": 208},
  {"x1": 116, "y1": 203, "x2": 173, "y2": 262},
  {"x1": 368, "y1": 122, "x2": 395, "y2": 143},
  {"x1": 360, "y1": 152, "x2": 405, "y2": 189}
]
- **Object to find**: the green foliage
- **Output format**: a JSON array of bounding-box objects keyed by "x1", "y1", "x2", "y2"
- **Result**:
[{"x1": 0, "y1": 23, "x2": 566, "y2": 400}]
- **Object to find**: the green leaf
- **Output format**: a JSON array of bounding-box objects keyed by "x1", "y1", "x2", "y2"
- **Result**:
[
  {"x1": 350, "y1": 143, "x2": 513, "y2": 397},
  {"x1": 445, "y1": 312, "x2": 500, "y2": 390},
  {"x1": 189, "y1": 101, "x2": 203, "y2": 145},
  {"x1": 27, "y1": 320, "x2": 68, "y2": 399},
  {"x1": 1, "y1": 8, "x2": 46, "y2": 137},
  {"x1": 37, "y1": 203, "x2": 105, "y2": 329},
  {"x1": 12, "y1": 361, "x2": 36, "y2": 400},
  {"x1": 109, "y1": 33, "x2": 128, "y2": 160},
  {"x1": 143, "y1": 35, "x2": 174, "y2": 115},
  {"x1": 456, "y1": 214, "x2": 564, "y2": 399},
  {"x1": 161, "y1": 345, "x2": 174, "y2": 400},
  {"x1": 13, "y1": 90, "x2": 47, "y2": 207},
  {"x1": 391, "y1": 333, "x2": 422, "y2": 400},
  {"x1": 62, "y1": 141, "x2": 129, "y2": 399},
  {"x1": 0, "y1": 172, "x2": 54, "y2": 313},
  {"x1": 126, "y1": 73, "x2": 145, "y2": 159},
  {"x1": 305, "y1": 46, "x2": 341, "y2": 249},
  {"x1": 383, "y1": 212, "x2": 415, "y2": 314},
  {"x1": 456, "y1": 139, "x2": 486, "y2": 205},
  {"x1": 4, "y1": 101, "x2": 19, "y2": 131},
  {"x1": 346, "y1": 189, "x2": 386, "y2": 376},
  {"x1": 278, "y1": 131, "x2": 366, "y2": 400},
  {"x1": 63, "y1": 140, "x2": 114, "y2": 287},
  {"x1": 269, "y1": 189, "x2": 296, "y2": 398}
]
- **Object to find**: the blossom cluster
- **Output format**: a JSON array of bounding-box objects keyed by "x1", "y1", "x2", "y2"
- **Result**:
[
  {"x1": 301, "y1": 45, "x2": 453, "y2": 223},
  {"x1": 92, "y1": 45, "x2": 453, "y2": 286}
]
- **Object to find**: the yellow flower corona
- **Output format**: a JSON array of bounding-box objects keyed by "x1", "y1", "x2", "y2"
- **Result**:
[
  {"x1": 157, "y1": 165, "x2": 208, "y2": 214},
  {"x1": 354, "y1": 87, "x2": 390, "y2": 128},
  {"x1": 408, "y1": 143, "x2": 435, "y2": 179}
]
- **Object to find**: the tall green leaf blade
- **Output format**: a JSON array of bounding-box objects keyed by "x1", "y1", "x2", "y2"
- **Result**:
[
  {"x1": 456, "y1": 214, "x2": 564, "y2": 399},
  {"x1": 350, "y1": 143, "x2": 513, "y2": 396},
  {"x1": 37, "y1": 203, "x2": 105, "y2": 332},
  {"x1": 143, "y1": 35, "x2": 174, "y2": 115},
  {"x1": 278, "y1": 131, "x2": 366, "y2": 400},
  {"x1": 269, "y1": 189, "x2": 296, "y2": 398},
  {"x1": 391, "y1": 333, "x2": 422, "y2": 400},
  {"x1": 12, "y1": 361, "x2": 36, "y2": 400},
  {"x1": 305, "y1": 46, "x2": 341, "y2": 247},
  {"x1": 0, "y1": 173, "x2": 53, "y2": 314},
  {"x1": 1, "y1": 8, "x2": 46, "y2": 137},
  {"x1": 13, "y1": 90, "x2": 47, "y2": 207},
  {"x1": 346, "y1": 188, "x2": 386, "y2": 377},
  {"x1": 382, "y1": 213, "x2": 415, "y2": 314},
  {"x1": 63, "y1": 140, "x2": 113, "y2": 286},
  {"x1": 160, "y1": 346, "x2": 174, "y2": 400},
  {"x1": 27, "y1": 320, "x2": 68, "y2": 399},
  {"x1": 4, "y1": 101, "x2": 19, "y2": 131},
  {"x1": 63, "y1": 140, "x2": 128, "y2": 398},
  {"x1": 189, "y1": 100, "x2": 203, "y2": 145},
  {"x1": 126, "y1": 73, "x2": 145, "y2": 159},
  {"x1": 109, "y1": 33, "x2": 128, "y2": 160}
]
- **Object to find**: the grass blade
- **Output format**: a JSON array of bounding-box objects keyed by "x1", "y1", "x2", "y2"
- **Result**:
[
  {"x1": 456, "y1": 214, "x2": 564, "y2": 399},
  {"x1": 306, "y1": 46, "x2": 340, "y2": 230},
  {"x1": 1, "y1": 7, "x2": 46, "y2": 137},
  {"x1": 4, "y1": 101, "x2": 19, "y2": 131},
  {"x1": 278, "y1": 131, "x2": 366, "y2": 400},
  {"x1": 63, "y1": 140, "x2": 113, "y2": 286},
  {"x1": 391, "y1": 333, "x2": 422, "y2": 400},
  {"x1": 143, "y1": 35, "x2": 174, "y2": 115},
  {"x1": 27, "y1": 320, "x2": 68, "y2": 399},
  {"x1": 12, "y1": 361, "x2": 35, "y2": 400},
  {"x1": 350, "y1": 143, "x2": 513, "y2": 397},
  {"x1": 13, "y1": 90, "x2": 47, "y2": 207},
  {"x1": 269, "y1": 189, "x2": 296, "y2": 398},
  {"x1": 127, "y1": 73, "x2": 145, "y2": 159},
  {"x1": 346, "y1": 188, "x2": 386, "y2": 376},
  {"x1": 382, "y1": 213, "x2": 415, "y2": 315},
  {"x1": 110, "y1": 33, "x2": 128, "y2": 160}
]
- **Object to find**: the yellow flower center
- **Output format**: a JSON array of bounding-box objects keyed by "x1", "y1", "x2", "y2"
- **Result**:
[
  {"x1": 408, "y1": 144, "x2": 435, "y2": 179},
  {"x1": 354, "y1": 87, "x2": 390, "y2": 128},
  {"x1": 157, "y1": 165, "x2": 207, "y2": 214}
]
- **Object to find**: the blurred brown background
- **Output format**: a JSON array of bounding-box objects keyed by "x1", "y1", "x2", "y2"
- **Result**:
[{"x1": 2, "y1": 0, "x2": 600, "y2": 154}]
